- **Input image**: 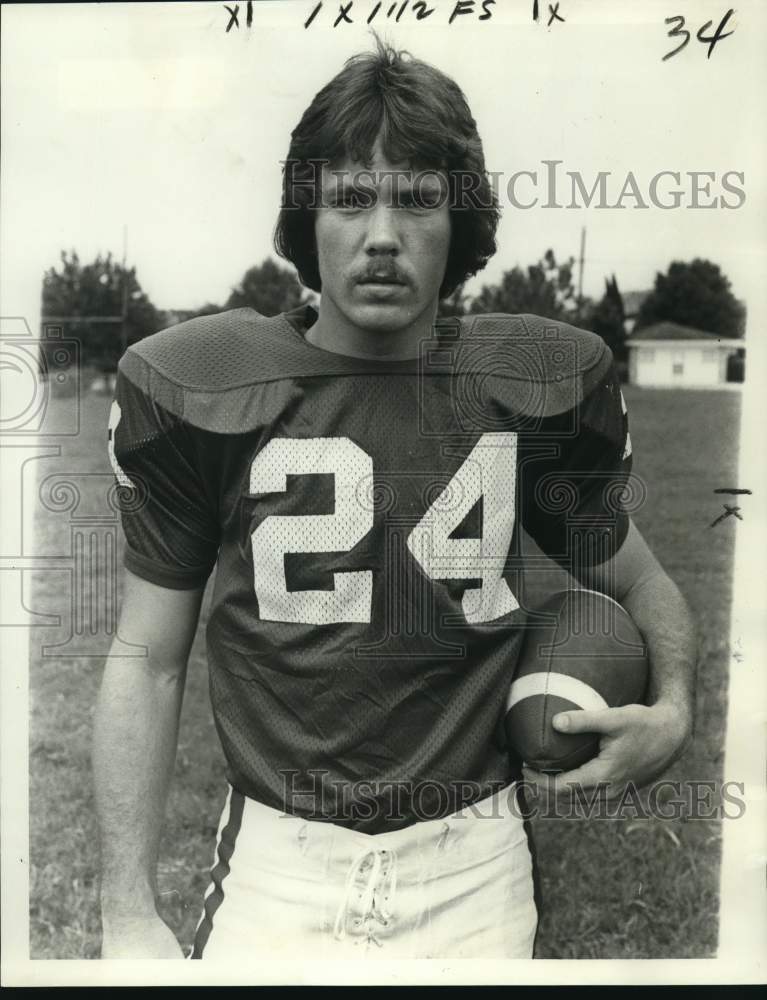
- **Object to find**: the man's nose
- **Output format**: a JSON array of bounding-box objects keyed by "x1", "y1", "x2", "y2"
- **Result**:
[{"x1": 363, "y1": 204, "x2": 401, "y2": 256}]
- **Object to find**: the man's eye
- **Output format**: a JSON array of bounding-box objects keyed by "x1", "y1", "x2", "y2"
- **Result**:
[
  {"x1": 419, "y1": 192, "x2": 442, "y2": 209},
  {"x1": 336, "y1": 190, "x2": 370, "y2": 209},
  {"x1": 397, "y1": 190, "x2": 441, "y2": 209}
]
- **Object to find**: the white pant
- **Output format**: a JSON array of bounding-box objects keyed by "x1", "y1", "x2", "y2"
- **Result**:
[{"x1": 192, "y1": 784, "x2": 537, "y2": 960}]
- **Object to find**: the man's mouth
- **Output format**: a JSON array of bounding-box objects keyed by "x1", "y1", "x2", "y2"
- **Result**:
[{"x1": 358, "y1": 276, "x2": 405, "y2": 285}]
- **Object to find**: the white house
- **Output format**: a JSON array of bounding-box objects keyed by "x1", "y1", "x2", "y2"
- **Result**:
[{"x1": 627, "y1": 322, "x2": 744, "y2": 388}]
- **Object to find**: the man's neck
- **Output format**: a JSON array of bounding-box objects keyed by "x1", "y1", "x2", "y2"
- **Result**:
[{"x1": 305, "y1": 299, "x2": 438, "y2": 361}]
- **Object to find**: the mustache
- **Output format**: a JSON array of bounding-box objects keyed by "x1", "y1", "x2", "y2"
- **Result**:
[{"x1": 354, "y1": 262, "x2": 410, "y2": 285}]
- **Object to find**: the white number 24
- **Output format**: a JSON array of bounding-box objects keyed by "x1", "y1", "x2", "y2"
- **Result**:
[{"x1": 249, "y1": 433, "x2": 519, "y2": 625}]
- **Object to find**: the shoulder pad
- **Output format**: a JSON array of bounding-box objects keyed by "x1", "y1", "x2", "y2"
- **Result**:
[
  {"x1": 118, "y1": 308, "x2": 275, "y2": 391},
  {"x1": 436, "y1": 313, "x2": 612, "y2": 418},
  {"x1": 442, "y1": 313, "x2": 608, "y2": 379}
]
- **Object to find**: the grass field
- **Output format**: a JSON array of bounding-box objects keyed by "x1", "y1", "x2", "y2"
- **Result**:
[{"x1": 28, "y1": 380, "x2": 740, "y2": 960}]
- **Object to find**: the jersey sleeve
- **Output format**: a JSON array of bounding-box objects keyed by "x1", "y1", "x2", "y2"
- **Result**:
[
  {"x1": 519, "y1": 354, "x2": 633, "y2": 573},
  {"x1": 108, "y1": 362, "x2": 220, "y2": 590}
]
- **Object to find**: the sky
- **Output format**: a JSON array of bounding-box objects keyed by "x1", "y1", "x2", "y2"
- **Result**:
[{"x1": 2, "y1": 0, "x2": 766, "y2": 322}]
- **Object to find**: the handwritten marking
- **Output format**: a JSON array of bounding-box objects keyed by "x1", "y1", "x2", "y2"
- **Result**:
[
  {"x1": 663, "y1": 9, "x2": 735, "y2": 61},
  {"x1": 697, "y1": 9, "x2": 736, "y2": 59},
  {"x1": 413, "y1": 1, "x2": 435, "y2": 18},
  {"x1": 547, "y1": 2, "x2": 564, "y2": 26},
  {"x1": 224, "y1": 3, "x2": 240, "y2": 32},
  {"x1": 305, "y1": 2, "x2": 322, "y2": 28},
  {"x1": 302, "y1": 0, "x2": 496, "y2": 28},
  {"x1": 663, "y1": 14, "x2": 690, "y2": 60},
  {"x1": 449, "y1": 0, "x2": 473, "y2": 23},
  {"x1": 709, "y1": 504, "x2": 743, "y2": 527},
  {"x1": 334, "y1": 2, "x2": 354, "y2": 25}
]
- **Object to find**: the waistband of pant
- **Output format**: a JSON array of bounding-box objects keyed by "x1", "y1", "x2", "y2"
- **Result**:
[{"x1": 232, "y1": 781, "x2": 525, "y2": 853}]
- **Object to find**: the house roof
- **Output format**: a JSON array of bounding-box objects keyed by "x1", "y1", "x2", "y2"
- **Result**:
[{"x1": 628, "y1": 321, "x2": 724, "y2": 342}]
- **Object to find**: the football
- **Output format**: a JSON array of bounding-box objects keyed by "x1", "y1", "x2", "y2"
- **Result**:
[{"x1": 504, "y1": 589, "x2": 648, "y2": 773}]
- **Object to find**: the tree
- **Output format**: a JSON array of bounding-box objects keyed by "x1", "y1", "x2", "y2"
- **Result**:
[
  {"x1": 635, "y1": 258, "x2": 745, "y2": 338},
  {"x1": 586, "y1": 274, "x2": 627, "y2": 361},
  {"x1": 193, "y1": 302, "x2": 225, "y2": 317},
  {"x1": 226, "y1": 258, "x2": 306, "y2": 316},
  {"x1": 41, "y1": 250, "x2": 161, "y2": 371},
  {"x1": 468, "y1": 250, "x2": 577, "y2": 321}
]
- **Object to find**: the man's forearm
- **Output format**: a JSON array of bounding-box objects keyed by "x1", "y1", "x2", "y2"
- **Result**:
[
  {"x1": 620, "y1": 569, "x2": 697, "y2": 736},
  {"x1": 544, "y1": 521, "x2": 701, "y2": 790},
  {"x1": 576, "y1": 519, "x2": 697, "y2": 738},
  {"x1": 93, "y1": 641, "x2": 186, "y2": 921}
]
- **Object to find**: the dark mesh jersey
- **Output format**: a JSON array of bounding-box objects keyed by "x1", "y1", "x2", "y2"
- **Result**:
[{"x1": 108, "y1": 305, "x2": 633, "y2": 832}]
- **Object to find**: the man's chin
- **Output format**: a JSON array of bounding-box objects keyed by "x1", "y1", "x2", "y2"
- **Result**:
[{"x1": 347, "y1": 301, "x2": 418, "y2": 333}]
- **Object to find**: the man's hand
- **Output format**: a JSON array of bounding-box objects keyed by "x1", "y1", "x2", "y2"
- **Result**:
[
  {"x1": 101, "y1": 912, "x2": 185, "y2": 959},
  {"x1": 523, "y1": 700, "x2": 693, "y2": 798}
]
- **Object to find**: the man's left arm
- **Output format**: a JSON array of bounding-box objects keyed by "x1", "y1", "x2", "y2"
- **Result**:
[{"x1": 526, "y1": 517, "x2": 697, "y2": 793}]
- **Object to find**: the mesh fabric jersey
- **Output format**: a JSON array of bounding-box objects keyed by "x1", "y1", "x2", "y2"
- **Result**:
[{"x1": 109, "y1": 304, "x2": 632, "y2": 833}]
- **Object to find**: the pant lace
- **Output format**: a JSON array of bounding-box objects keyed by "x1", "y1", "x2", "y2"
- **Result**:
[{"x1": 333, "y1": 847, "x2": 398, "y2": 947}]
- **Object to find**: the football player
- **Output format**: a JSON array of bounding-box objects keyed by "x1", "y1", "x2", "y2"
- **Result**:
[{"x1": 95, "y1": 39, "x2": 696, "y2": 960}]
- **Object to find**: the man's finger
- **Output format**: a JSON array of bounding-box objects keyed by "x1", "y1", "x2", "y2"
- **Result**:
[
  {"x1": 523, "y1": 757, "x2": 613, "y2": 794},
  {"x1": 551, "y1": 705, "x2": 631, "y2": 736}
]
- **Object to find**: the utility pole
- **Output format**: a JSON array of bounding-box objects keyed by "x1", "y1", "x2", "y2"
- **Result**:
[
  {"x1": 577, "y1": 225, "x2": 586, "y2": 317},
  {"x1": 120, "y1": 224, "x2": 128, "y2": 356}
]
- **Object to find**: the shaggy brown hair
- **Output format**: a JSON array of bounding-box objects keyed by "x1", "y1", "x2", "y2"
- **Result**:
[{"x1": 274, "y1": 37, "x2": 500, "y2": 299}]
